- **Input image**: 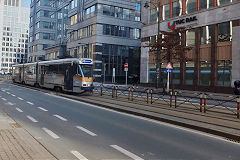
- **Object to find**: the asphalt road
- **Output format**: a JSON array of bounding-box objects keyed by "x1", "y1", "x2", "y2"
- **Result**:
[{"x1": 0, "y1": 82, "x2": 239, "y2": 160}]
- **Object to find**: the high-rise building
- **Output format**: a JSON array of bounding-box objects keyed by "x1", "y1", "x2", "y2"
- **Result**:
[
  {"x1": 141, "y1": 0, "x2": 240, "y2": 92},
  {"x1": 0, "y1": 0, "x2": 29, "y2": 74},
  {"x1": 29, "y1": 0, "x2": 142, "y2": 82}
]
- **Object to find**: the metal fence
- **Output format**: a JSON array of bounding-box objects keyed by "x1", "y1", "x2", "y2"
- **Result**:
[{"x1": 94, "y1": 85, "x2": 240, "y2": 119}]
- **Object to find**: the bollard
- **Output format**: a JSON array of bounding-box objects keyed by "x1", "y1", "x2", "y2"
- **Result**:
[
  {"x1": 170, "y1": 91, "x2": 173, "y2": 107},
  {"x1": 128, "y1": 87, "x2": 130, "y2": 100},
  {"x1": 131, "y1": 87, "x2": 134, "y2": 101},
  {"x1": 115, "y1": 86, "x2": 118, "y2": 98},
  {"x1": 101, "y1": 86, "x2": 103, "y2": 96},
  {"x1": 237, "y1": 97, "x2": 240, "y2": 119},
  {"x1": 204, "y1": 94, "x2": 207, "y2": 113},
  {"x1": 174, "y1": 91, "x2": 177, "y2": 108},
  {"x1": 200, "y1": 94, "x2": 203, "y2": 112},
  {"x1": 151, "y1": 89, "x2": 153, "y2": 104},
  {"x1": 112, "y1": 86, "x2": 114, "y2": 98},
  {"x1": 146, "y1": 89, "x2": 149, "y2": 104}
]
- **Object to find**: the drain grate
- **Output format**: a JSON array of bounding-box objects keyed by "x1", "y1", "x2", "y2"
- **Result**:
[{"x1": 10, "y1": 123, "x2": 21, "y2": 128}]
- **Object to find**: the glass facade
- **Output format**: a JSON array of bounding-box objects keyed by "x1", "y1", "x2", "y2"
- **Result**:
[{"x1": 0, "y1": 1, "x2": 29, "y2": 73}]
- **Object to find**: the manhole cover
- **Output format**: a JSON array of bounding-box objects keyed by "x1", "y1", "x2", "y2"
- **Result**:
[{"x1": 10, "y1": 123, "x2": 21, "y2": 128}]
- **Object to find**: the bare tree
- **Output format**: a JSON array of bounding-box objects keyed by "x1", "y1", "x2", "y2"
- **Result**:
[{"x1": 145, "y1": 27, "x2": 192, "y2": 88}]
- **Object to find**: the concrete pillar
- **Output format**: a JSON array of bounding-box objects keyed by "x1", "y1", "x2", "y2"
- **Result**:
[
  {"x1": 140, "y1": 42, "x2": 150, "y2": 83},
  {"x1": 232, "y1": 25, "x2": 240, "y2": 87}
]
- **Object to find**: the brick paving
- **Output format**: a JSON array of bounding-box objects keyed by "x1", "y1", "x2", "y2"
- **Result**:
[{"x1": 0, "y1": 111, "x2": 57, "y2": 160}]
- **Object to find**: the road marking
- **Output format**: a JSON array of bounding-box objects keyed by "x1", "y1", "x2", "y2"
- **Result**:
[
  {"x1": 53, "y1": 115, "x2": 67, "y2": 121},
  {"x1": 110, "y1": 145, "x2": 144, "y2": 160},
  {"x1": 6, "y1": 92, "x2": 10, "y2": 94},
  {"x1": 26, "y1": 115, "x2": 38, "y2": 122},
  {"x1": 1, "y1": 98, "x2": 6, "y2": 101},
  {"x1": 26, "y1": 101, "x2": 34, "y2": 105},
  {"x1": 11, "y1": 94, "x2": 16, "y2": 97},
  {"x1": 16, "y1": 108, "x2": 23, "y2": 112},
  {"x1": 17, "y1": 97, "x2": 23, "y2": 100},
  {"x1": 38, "y1": 89, "x2": 240, "y2": 145},
  {"x1": 76, "y1": 126, "x2": 97, "y2": 136},
  {"x1": 71, "y1": 151, "x2": 88, "y2": 160},
  {"x1": 38, "y1": 107, "x2": 48, "y2": 112},
  {"x1": 7, "y1": 102, "x2": 14, "y2": 105},
  {"x1": 42, "y1": 128, "x2": 60, "y2": 139}
]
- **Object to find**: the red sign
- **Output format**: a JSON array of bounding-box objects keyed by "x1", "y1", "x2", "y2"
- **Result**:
[
  {"x1": 124, "y1": 63, "x2": 128, "y2": 68},
  {"x1": 166, "y1": 62, "x2": 173, "y2": 70}
]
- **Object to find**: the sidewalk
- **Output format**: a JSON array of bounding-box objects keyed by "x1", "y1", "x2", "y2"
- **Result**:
[{"x1": 0, "y1": 108, "x2": 57, "y2": 160}]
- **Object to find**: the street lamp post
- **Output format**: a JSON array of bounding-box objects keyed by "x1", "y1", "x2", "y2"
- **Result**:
[{"x1": 144, "y1": 1, "x2": 161, "y2": 88}]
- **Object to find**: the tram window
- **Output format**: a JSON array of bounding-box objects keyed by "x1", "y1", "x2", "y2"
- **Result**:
[
  {"x1": 78, "y1": 65, "x2": 92, "y2": 77},
  {"x1": 47, "y1": 65, "x2": 58, "y2": 74},
  {"x1": 58, "y1": 64, "x2": 65, "y2": 74}
]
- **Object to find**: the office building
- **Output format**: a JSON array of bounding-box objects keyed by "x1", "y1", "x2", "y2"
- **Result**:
[
  {"x1": 0, "y1": 0, "x2": 29, "y2": 73},
  {"x1": 29, "y1": 0, "x2": 142, "y2": 82},
  {"x1": 141, "y1": 0, "x2": 240, "y2": 92}
]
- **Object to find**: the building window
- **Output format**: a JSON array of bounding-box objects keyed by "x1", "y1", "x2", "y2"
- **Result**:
[
  {"x1": 217, "y1": 60, "x2": 231, "y2": 86},
  {"x1": 35, "y1": 33, "x2": 39, "y2": 40},
  {"x1": 218, "y1": 21, "x2": 232, "y2": 42},
  {"x1": 186, "y1": 30, "x2": 195, "y2": 46},
  {"x1": 185, "y1": 62, "x2": 194, "y2": 85},
  {"x1": 173, "y1": 63, "x2": 180, "y2": 84},
  {"x1": 162, "y1": 4, "x2": 170, "y2": 20},
  {"x1": 70, "y1": 14, "x2": 77, "y2": 25},
  {"x1": 85, "y1": 5, "x2": 96, "y2": 19},
  {"x1": 200, "y1": 61, "x2": 211, "y2": 86},
  {"x1": 186, "y1": 0, "x2": 197, "y2": 14},
  {"x1": 200, "y1": 26, "x2": 212, "y2": 44},
  {"x1": 150, "y1": 8, "x2": 158, "y2": 22},
  {"x1": 103, "y1": 5, "x2": 111, "y2": 16},
  {"x1": 123, "y1": 9, "x2": 130, "y2": 20},
  {"x1": 218, "y1": 0, "x2": 231, "y2": 6},
  {"x1": 36, "y1": 11, "x2": 40, "y2": 18},
  {"x1": 173, "y1": 1, "x2": 181, "y2": 18}
]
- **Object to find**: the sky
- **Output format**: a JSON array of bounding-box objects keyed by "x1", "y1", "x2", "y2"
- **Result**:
[{"x1": 21, "y1": 0, "x2": 31, "y2": 8}]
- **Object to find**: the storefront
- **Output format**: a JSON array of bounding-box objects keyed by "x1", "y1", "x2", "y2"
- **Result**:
[{"x1": 141, "y1": 0, "x2": 240, "y2": 92}]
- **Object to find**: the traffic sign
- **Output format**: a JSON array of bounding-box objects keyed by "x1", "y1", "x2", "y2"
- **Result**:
[
  {"x1": 165, "y1": 69, "x2": 173, "y2": 73},
  {"x1": 166, "y1": 62, "x2": 173, "y2": 70},
  {"x1": 124, "y1": 68, "x2": 128, "y2": 72},
  {"x1": 124, "y1": 63, "x2": 128, "y2": 68}
]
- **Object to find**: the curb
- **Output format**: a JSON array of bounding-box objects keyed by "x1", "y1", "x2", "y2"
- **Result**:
[{"x1": 11, "y1": 83, "x2": 240, "y2": 143}]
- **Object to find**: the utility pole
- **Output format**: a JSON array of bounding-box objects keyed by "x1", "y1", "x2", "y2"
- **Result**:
[{"x1": 144, "y1": 1, "x2": 161, "y2": 88}]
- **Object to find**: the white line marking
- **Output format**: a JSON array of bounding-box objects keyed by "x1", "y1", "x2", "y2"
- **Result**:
[
  {"x1": 76, "y1": 126, "x2": 97, "y2": 136},
  {"x1": 39, "y1": 90, "x2": 240, "y2": 145},
  {"x1": 26, "y1": 115, "x2": 38, "y2": 123},
  {"x1": 6, "y1": 92, "x2": 10, "y2": 94},
  {"x1": 110, "y1": 145, "x2": 144, "y2": 160},
  {"x1": 7, "y1": 102, "x2": 14, "y2": 105},
  {"x1": 53, "y1": 115, "x2": 67, "y2": 121},
  {"x1": 38, "y1": 107, "x2": 48, "y2": 112},
  {"x1": 1, "y1": 98, "x2": 6, "y2": 101},
  {"x1": 16, "y1": 108, "x2": 23, "y2": 112},
  {"x1": 42, "y1": 128, "x2": 60, "y2": 139},
  {"x1": 11, "y1": 94, "x2": 16, "y2": 97},
  {"x1": 71, "y1": 151, "x2": 88, "y2": 160},
  {"x1": 17, "y1": 97, "x2": 23, "y2": 100},
  {"x1": 26, "y1": 101, "x2": 34, "y2": 105}
]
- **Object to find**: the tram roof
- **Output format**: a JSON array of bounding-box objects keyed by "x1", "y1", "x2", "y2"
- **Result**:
[{"x1": 38, "y1": 58, "x2": 93, "y2": 65}]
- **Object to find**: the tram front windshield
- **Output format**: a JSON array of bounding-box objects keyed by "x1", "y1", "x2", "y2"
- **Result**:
[{"x1": 78, "y1": 65, "x2": 92, "y2": 77}]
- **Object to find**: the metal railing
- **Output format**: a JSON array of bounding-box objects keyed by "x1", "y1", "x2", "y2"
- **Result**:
[{"x1": 94, "y1": 85, "x2": 240, "y2": 120}]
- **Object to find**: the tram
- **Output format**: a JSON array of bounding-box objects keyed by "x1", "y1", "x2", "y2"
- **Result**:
[{"x1": 12, "y1": 58, "x2": 94, "y2": 93}]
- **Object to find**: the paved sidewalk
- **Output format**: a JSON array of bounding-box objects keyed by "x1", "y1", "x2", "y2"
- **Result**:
[{"x1": 0, "y1": 108, "x2": 57, "y2": 160}]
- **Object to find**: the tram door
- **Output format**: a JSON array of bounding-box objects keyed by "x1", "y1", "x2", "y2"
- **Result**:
[
  {"x1": 40, "y1": 65, "x2": 44, "y2": 85},
  {"x1": 64, "y1": 64, "x2": 73, "y2": 90}
]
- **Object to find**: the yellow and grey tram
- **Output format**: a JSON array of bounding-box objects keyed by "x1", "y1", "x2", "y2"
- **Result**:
[{"x1": 12, "y1": 58, "x2": 94, "y2": 93}]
